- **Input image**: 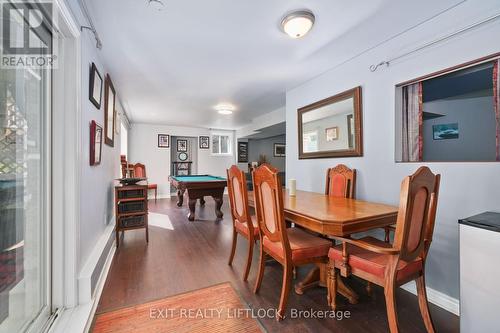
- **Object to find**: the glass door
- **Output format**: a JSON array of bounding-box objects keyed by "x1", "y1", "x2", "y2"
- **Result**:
[{"x1": 0, "y1": 8, "x2": 52, "y2": 333}]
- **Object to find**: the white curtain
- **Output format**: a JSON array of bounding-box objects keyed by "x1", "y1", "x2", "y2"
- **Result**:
[{"x1": 401, "y1": 82, "x2": 422, "y2": 162}]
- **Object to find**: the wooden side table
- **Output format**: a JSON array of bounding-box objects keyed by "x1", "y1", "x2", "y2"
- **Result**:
[{"x1": 114, "y1": 184, "x2": 149, "y2": 247}]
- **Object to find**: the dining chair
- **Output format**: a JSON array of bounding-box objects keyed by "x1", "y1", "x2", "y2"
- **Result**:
[
  {"x1": 325, "y1": 164, "x2": 356, "y2": 198},
  {"x1": 226, "y1": 165, "x2": 260, "y2": 281},
  {"x1": 252, "y1": 164, "x2": 331, "y2": 321},
  {"x1": 133, "y1": 163, "x2": 158, "y2": 202},
  {"x1": 327, "y1": 166, "x2": 441, "y2": 333}
]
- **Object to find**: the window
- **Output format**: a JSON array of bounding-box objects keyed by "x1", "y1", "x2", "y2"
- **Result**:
[{"x1": 212, "y1": 133, "x2": 232, "y2": 155}]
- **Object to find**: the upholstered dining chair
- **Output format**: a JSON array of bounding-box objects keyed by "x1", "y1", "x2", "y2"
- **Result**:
[
  {"x1": 327, "y1": 166, "x2": 441, "y2": 333},
  {"x1": 252, "y1": 164, "x2": 331, "y2": 321},
  {"x1": 133, "y1": 163, "x2": 158, "y2": 202},
  {"x1": 226, "y1": 165, "x2": 260, "y2": 281},
  {"x1": 325, "y1": 164, "x2": 356, "y2": 198}
]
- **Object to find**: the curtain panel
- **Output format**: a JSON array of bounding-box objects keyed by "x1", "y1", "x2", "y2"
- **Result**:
[
  {"x1": 401, "y1": 82, "x2": 423, "y2": 162},
  {"x1": 494, "y1": 60, "x2": 500, "y2": 161}
]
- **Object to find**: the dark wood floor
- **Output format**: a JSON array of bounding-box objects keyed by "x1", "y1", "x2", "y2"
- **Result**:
[{"x1": 96, "y1": 197, "x2": 459, "y2": 333}]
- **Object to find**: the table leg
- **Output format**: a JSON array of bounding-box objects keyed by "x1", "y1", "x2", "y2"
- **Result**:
[
  {"x1": 213, "y1": 196, "x2": 223, "y2": 219},
  {"x1": 294, "y1": 263, "x2": 359, "y2": 304},
  {"x1": 177, "y1": 189, "x2": 185, "y2": 207},
  {"x1": 199, "y1": 197, "x2": 205, "y2": 205},
  {"x1": 188, "y1": 198, "x2": 196, "y2": 221}
]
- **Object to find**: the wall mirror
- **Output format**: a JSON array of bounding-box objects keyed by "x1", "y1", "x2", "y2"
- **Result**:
[{"x1": 298, "y1": 86, "x2": 363, "y2": 159}]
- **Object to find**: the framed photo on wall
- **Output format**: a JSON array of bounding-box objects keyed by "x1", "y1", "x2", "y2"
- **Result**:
[
  {"x1": 158, "y1": 134, "x2": 170, "y2": 148},
  {"x1": 199, "y1": 136, "x2": 210, "y2": 149},
  {"x1": 89, "y1": 62, "x2": 102, "y2": 109},
  {"x1": 274, "y1": 143, "x2": 286, "y2": 157},
  {"x1": 326, "y1": 126, "x2": 339, "y2": 141},
  {"x1": 177, "y1": 139, "x2": 188, "y2": 152},
  {"x1": 103, "y1": 74, "x2": 116, "y2": 146},
  {"x1": 238, "y1": 142, "x2": 248, "y2": 163},
  {"x1": 90, "y1": 120, "x2": 103, "y2": 166}
]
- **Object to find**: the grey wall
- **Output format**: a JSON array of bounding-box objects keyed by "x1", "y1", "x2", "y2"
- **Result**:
[
  {"x1": 246, "y1": 135, "x2": 286, "y2": 171},
  {"x1": 423, "y1": 96, "x2": 495, "y2": 161},
  {"x1": 286, "y1": 8, "x2": 500, "y2": 303}
]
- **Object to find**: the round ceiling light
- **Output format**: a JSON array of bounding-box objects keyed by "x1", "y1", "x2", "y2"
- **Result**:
[
  {"x1": 215, "y1": 103, "x2": 235, "y2": 115},
  {"x1": 281, "y1": 10, "x2": 315, "y2": 39}
]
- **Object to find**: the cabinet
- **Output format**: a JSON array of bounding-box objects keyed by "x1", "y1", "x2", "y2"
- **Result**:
[{"x1": 114, "y1": 184, "x2": 149, "y2": 247}]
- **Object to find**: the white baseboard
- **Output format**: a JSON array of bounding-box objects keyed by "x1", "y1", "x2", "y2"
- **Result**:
[{"x1": 400, "y1": 282, "x2": 459, "y2": 316}]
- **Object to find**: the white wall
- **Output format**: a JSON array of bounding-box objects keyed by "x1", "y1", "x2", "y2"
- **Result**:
[
  {"x1": 78, "y1": 32, "x2": 122, "y2": 273},
  {"x1": 129, "y1": 123, "x2": 235, "y2": 198},
  {"x1": 286, "y1": 1, "x2": 500, "y2": 302}
]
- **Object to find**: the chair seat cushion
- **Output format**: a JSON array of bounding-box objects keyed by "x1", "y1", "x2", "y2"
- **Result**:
[
  {"x1": 328, "y1": 236, "x2": 422, "y2": 281},
  {"x1": 147, "y1": 184, "x2": 157, "y2": 189},
  {"x1": 235, "y1": 215, "x2": 259, "y2": 238},
  {"x1": 263, "y1": 228, "x2": 331, "y2": 262}
]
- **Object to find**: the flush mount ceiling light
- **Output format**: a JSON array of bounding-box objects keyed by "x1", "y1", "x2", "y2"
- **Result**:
[
  {"x1": 281, "y1": 10, "x2": 315, "y2": 39},
  {"x1": 215, "y1": 103, "x2": 235, "y2": 115}
]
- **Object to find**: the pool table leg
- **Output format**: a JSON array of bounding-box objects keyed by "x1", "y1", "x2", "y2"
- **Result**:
[
  {"x1": 188, "y1": 198, "x2": 196, "y2": 221},
  {"x1": 199, "y1": 197, "x2": 205, "y2": 205},
  {"x1": 177, "y1": 189, "x2": 185, "y2": 207},
  {"x1": 213, "y1": 196, "x2": 223, "y2": 219}
]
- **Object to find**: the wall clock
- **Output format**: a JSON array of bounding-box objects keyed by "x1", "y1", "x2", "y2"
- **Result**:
[{"x1": 178, "y1": 152, "x2": 188, "y2": 161}]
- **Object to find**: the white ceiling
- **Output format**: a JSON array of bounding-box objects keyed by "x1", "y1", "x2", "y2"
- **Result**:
[{"x1": 86, "y1": 0, "x2": 464, "y2": 129}]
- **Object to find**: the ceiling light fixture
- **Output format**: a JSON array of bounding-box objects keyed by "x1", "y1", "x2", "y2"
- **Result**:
[
  {"x1": 147, "y1": 0, "x2": 164, "y2": 11},
  {"x1": 281, "y1": 10, "x2": 315, "y2": 39},
  {"x1": 215, "y1": 104, "x2": 235, "y2": 115}
]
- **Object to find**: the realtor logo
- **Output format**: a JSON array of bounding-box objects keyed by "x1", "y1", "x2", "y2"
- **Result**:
[{"x1": 1, "y1": 1, "x2": 57, "y2": 68}]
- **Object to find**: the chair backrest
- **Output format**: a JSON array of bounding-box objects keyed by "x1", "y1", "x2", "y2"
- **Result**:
[
  {"x1": 133, "y1": 163, "x2": 146, "y2": 178},
  {"x1": 325, "y1": 164, "x2": 356, "y2": 198},
  {"x1": 393, "y1": 166, "x2": 441, "y2": 262},
  {"x1": 226, "y1": 165, "x2": 254, "y2": 233},
  {"x1": 252, "y1": 164, "x2": 290, "y2": 255}
]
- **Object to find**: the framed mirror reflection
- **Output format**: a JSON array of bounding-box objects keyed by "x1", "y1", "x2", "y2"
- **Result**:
[{"x1": 298, "y1": 86, "x2": 363, "y2": 159}]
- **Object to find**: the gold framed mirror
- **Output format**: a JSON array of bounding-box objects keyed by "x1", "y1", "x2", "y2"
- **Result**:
[{"x1": 298, "y1": 86, "x2": 363, "y2": 159}]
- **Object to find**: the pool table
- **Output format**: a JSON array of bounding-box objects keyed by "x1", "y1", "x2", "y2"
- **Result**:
[{"x1": 169, "y1": 175, "x2": 227, "y2": 221}]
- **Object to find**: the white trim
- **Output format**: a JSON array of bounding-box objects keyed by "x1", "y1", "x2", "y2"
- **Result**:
[
  {"x1": 400, "y1": 282, "x2": 460, "y2": 316},
  {"x1": 49, "y1": 235, "x2": 115, "y2": 333}
]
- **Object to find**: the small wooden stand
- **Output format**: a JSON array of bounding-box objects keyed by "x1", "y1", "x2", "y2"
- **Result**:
[{"x1": 114, "y1": 184, "x2": 149, "y2": 247}]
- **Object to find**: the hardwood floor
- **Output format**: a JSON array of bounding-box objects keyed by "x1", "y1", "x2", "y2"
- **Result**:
[{"x1": 96, "y1": 197, "x2": 459, "y2": 333}]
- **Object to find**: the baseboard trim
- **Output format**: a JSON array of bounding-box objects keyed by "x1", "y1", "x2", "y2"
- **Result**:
[{"x1": 400, "y1": 282, "x2": 459, "y2": 316}]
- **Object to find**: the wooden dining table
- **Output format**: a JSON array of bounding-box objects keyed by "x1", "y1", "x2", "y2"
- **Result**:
[{"x1": 247, "y1": 189, "x2": 398, "y2": 304}]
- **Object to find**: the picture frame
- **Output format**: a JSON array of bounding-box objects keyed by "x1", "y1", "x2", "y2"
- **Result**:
[
  {"x1": 177, "y1": 139, "x2": 188, "y2": 152},
  {"x1": 103, "y1": 74, "x2": 116, "y2": 147},
  {"x1": 325, "y1": 126, "x2": 339, "y2": 141},
  {"x1": 158, "y1": 134, "x2": 170, "y2": 148},
  {"x1": 89, "y1": 62, "x2": 102, "y2": 109},
  {"x1": 433, "y1": 123, "x2": 459, "y2": 140},
  {"x1": 274, "y1": 143, "x2": 286, "y2": 157},
  {"x1": 199, "y1": 136, "x2": 210, "y2": 149},
  {"x1": 237, "y1": 142, "x2": 248, "y2": 163},
  {"x1": 90, "y1": 120, "x2": 103, "y2": 166}
]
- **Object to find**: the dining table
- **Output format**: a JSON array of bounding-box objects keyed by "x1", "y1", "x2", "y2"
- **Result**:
[{"x1": 247, "y1": 189, "x2": 399, "y2": 304}]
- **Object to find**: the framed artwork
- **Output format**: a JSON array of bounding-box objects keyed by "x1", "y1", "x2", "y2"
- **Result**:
[
  {"x1": 177, "y1": 139, "x2": 188, "y2": 152},
  {"x1": 199, "y1": 136, "x2": 210, "y2": 149},
  {"x1": 237, "y1": 142, "x2": 248, "y2": 163},
  {"x1": 433, "y1": 123, "x2": 459, "y2": 140},
  {"x1": 90, "y1": 120, "x2": 103, "y2": 166},
  {"x1": 158, "y1": 134, "x2": 170, "y2": 148},
  {"x1": 326, "y1": 126, "x2": 339, "y2": 141},
  {"x1": 103, "y1": 74, "x2": 116, "y2": 146},
  {"x1": 274, "y1": 143, "x2": 286, "y2": 157},
  {"x1": 89, "y1": 62, "x2": 102, "y2": 109}
]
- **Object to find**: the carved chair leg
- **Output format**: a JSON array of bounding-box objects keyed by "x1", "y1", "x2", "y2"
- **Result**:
[
  {"x1": 228, "y1": 229, "x2": 237, "y2": 266},
  {"x1": 366, "y1": 282, "x2": 373, "y2": 296},
  {"x1": 243, "y1": 237, "x2": 254, "y2": 281},
  {"x1": 327, "y1": 260, "x2": 337, "y2": 310},
  {"x1": 384, "y1": 274, "x2": 400, "y2": 333},
  {"x1": 277, "y1": 264, "x2": 293, "y2": 321},
  {"x1": 416, "y1": 275, "x2": 436, "y2": 333},
  {"x1": 253, "y1": 246, "x2": 266, "y2": 294}
]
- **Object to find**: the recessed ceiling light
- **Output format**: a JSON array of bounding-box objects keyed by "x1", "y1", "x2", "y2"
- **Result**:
[
  {"x1": 281, "y1": 10, "x2": 315, "y2": 39},
  {"x1": 215, "y1": 103, "x2": 235, "y2": 115}
]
